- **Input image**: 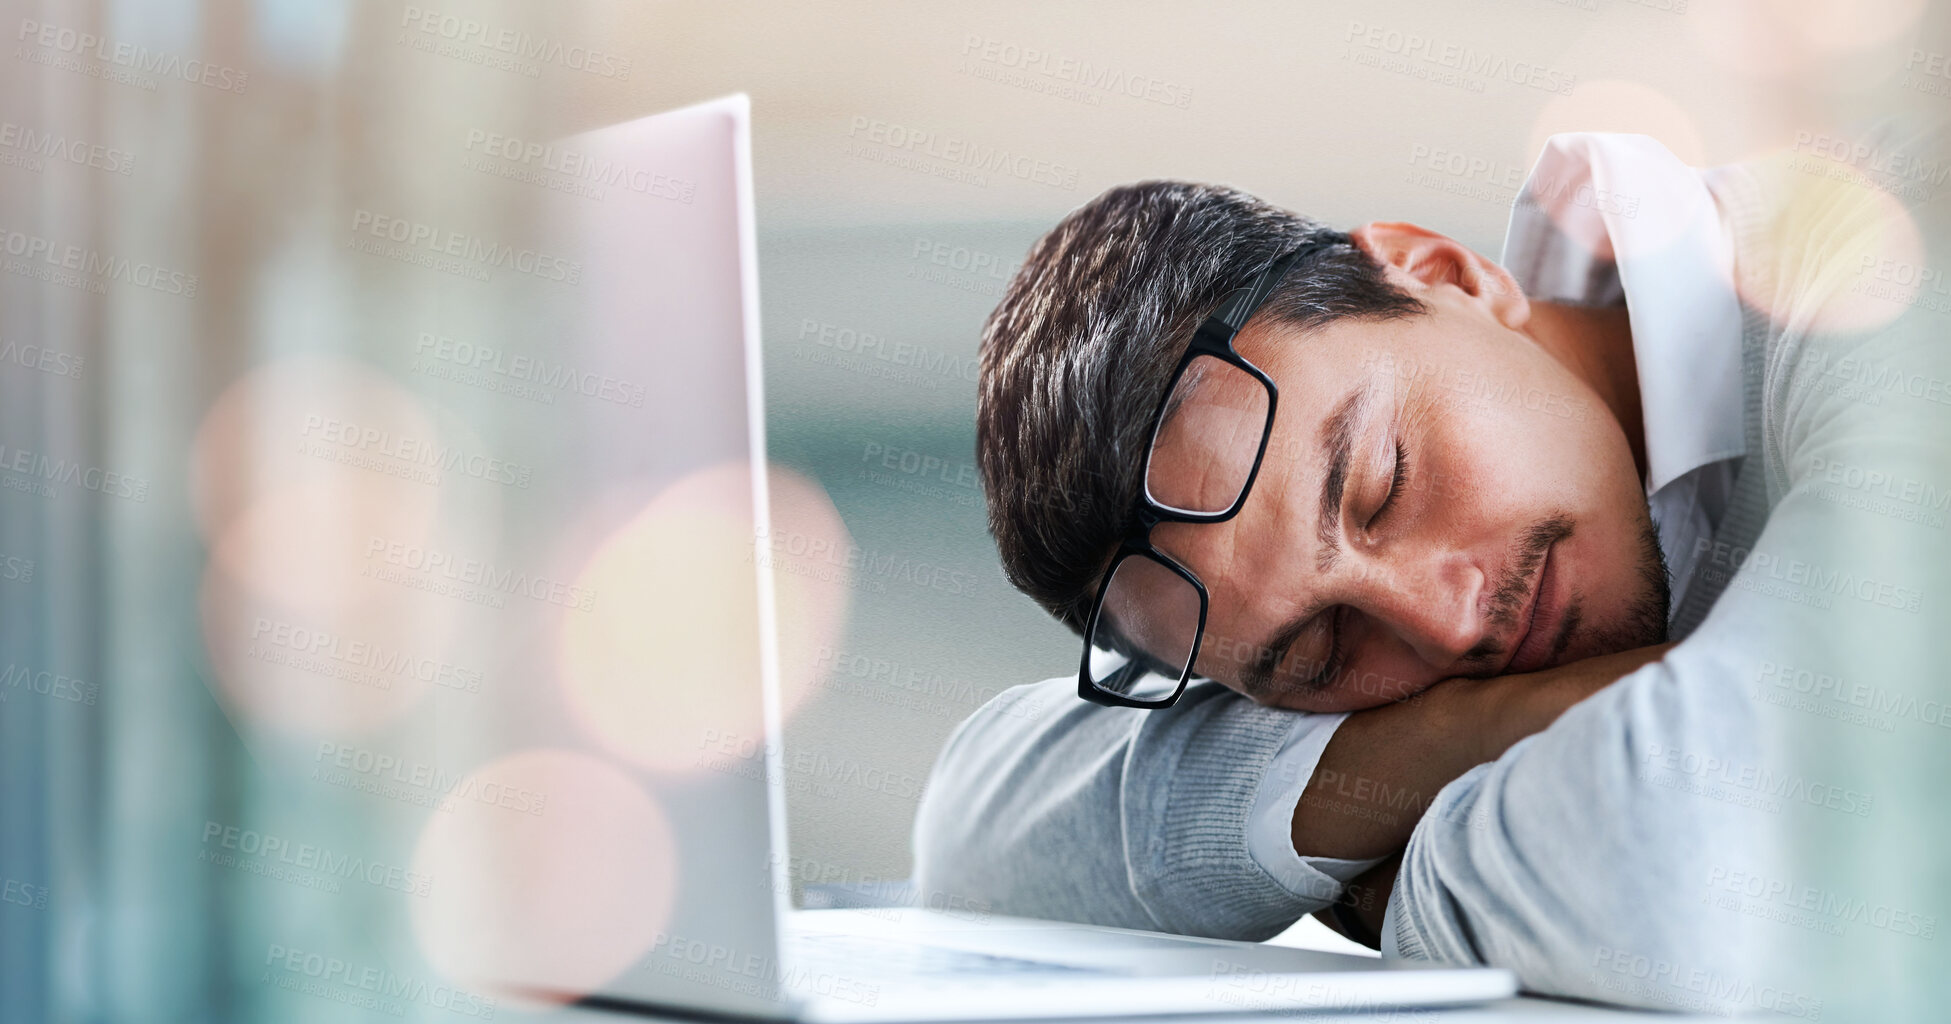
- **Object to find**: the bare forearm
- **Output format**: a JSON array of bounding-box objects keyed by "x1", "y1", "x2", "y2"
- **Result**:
[
  {"x1": 1291, "y1": 644, "x2": 1674, "y2": 862},
  {"x1": 1290, "y1": 677, "x2": 1509, "y2": 863}
]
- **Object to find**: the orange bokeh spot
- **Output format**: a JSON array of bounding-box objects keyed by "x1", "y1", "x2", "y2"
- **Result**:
[
  {"x1": 190, "y1": 355, "x2": 444, "y2": 555},
  {"x1": 191, "y1": 355, "x2": 498, "y2": 737},
  {"x1": 410, "y1": 749, "x2": 678, "y2": 1002},
  {"x1": 1526, "y1": 80, "x2": 1705, "y2": 170},
  {"x1": 1733, "y1": 154, "x2": 1925, "y2": 336},
  {"x1": 556, "y1": 462, "x2": 852, "y2": 773},
  {"x1": 1686, "y1": 0, "x2": 1924, "y2": 78}
]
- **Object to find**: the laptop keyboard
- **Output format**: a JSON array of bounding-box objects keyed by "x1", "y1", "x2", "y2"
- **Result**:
[{"x1": 789, "y1": 931, "x2": 1109, "y2": 977}]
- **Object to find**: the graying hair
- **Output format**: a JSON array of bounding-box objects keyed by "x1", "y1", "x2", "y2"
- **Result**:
[{"x1": 976, "y1": 180, "x2": 1425, "y2": 634}]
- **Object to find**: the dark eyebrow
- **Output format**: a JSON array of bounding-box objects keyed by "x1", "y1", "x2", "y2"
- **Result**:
[
  {"x1": 1315, "y1": 384, "x2": 1369, "y2": 574},
  {"x1": 1237, "y1": 383, "x2": 1369, "y2": 699}
]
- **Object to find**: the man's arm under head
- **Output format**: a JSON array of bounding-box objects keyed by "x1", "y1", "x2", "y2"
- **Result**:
[
  {"x1": 1292, "y1": 642, "x2": 1675, "y2": 865},
  {"x1": 1288, "y1": 642, "x2": 1671, "y2": 948}
]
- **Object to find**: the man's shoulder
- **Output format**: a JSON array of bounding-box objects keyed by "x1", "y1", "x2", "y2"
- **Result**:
[
  {"x1": 944, "y1": 675, "x2": 1302, "y2": 763},
  {"x1": 1712, "y1": 123, "x2": 1951, "y2": 468},
  {"x1": 964, "y1": 674, "x2": 1254, "y2": 727}
]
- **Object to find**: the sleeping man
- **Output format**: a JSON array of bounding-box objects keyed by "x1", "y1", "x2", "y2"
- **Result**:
[{"x1": 912, "y1": 129, "x2": 1951, "y2": 1013}]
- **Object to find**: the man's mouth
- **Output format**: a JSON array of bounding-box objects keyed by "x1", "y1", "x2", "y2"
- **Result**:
[{"x1": 1504, "y1": 540, "x2": 1564, "y2": 675}]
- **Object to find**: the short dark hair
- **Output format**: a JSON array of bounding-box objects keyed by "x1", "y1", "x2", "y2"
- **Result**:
[{"x1": 976, "y1": 181, "x2": 1425, "y2": 634}]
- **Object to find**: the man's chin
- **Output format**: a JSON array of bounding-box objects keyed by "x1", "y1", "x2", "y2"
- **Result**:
[{"x1": 1538, "y1": 516, "x2": 1672, "y2": 670}]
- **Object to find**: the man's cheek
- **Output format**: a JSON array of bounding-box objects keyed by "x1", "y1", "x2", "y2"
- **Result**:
[{"x1": 1195, "y1": 631, "x2": 1265, "y2": 692}]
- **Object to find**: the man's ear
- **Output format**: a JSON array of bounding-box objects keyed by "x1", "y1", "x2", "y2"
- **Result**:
[{"x1": 1349, "y1": 221, "x2": 1529, "y2": 330}]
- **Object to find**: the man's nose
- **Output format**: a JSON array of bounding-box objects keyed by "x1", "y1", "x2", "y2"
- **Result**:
[{"x1": 1348, "y1": 551, "x2": 1482, "y2": 666}]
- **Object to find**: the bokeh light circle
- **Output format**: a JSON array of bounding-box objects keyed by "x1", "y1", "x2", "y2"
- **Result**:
[
  {"x1": 1526, "y1": 80, "x2": 1705, "y2": 170},
  {"x1": 1734, "y1": 156, "x2": 1925, "y2": 336},
  {"x1": 410, "y1": 749, "x2": 677, "y2": 1002},
  {"x1": 556, "y1": 462, "x2": 853, "y2": 772},
  {"x1": 1686, "y1": 0, "x2": 1925, "y2": 78},
  {"x1": 191, "y1": 356, "x2": 481, "y2": 736}
]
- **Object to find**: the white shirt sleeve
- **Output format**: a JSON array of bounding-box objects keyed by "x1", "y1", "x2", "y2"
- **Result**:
[{"x1": 1245, "y1": 712, "x2": 1387, "y2": 893}]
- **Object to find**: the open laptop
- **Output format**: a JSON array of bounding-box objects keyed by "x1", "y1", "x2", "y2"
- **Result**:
[{"x1": 517, "y1": 93, "x2": 1514, "y2": 1021}]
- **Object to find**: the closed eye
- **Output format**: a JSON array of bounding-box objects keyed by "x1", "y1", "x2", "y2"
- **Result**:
[{"x1": 1369, "y1": 440, "x2": 1407, "y2": 529}]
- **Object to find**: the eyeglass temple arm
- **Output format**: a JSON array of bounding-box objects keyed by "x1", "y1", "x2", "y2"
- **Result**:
[{"x1": 1208, "y1": 243, "x2": 1323, "y2": 331}]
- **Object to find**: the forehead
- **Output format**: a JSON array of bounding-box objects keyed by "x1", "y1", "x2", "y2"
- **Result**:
[
  {"x1": 1156, "y1": 329, "x2": 1344, "y2": 520},
  {"x1": 1232, "y1": 315, "x2": 1393, "y2": 397}
]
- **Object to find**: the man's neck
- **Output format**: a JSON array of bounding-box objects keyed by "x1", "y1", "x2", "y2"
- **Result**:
[{"x1": 1525, "y1": 299, "x2": 1646, "y2": 481}]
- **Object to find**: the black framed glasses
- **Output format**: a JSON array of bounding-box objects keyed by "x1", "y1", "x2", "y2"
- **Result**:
[{"x1": 1077, "y1": 243, "x2": 1325, "y2": 708}]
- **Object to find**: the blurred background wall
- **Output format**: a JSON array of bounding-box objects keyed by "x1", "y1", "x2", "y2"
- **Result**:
[{"x1": 2, "y1": 0, "x2": 1946, "y2": 1021}]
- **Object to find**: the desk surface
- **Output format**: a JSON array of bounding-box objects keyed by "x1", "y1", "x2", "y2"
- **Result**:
[
  {"x1": 569, "y1": 915, "x2": 1706, "y2": 1023},
  {"x1": 574, "y1": 995, "x2": 1705, "y2": 1023},
  {"x1": 1265, "y1": 917, "x2": 1706, "y2": 1021}
]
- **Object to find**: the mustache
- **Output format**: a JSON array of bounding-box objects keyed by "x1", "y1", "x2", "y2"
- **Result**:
[{"x1": 1460, "y1": 514, "x2": 1573, "y2": 669}]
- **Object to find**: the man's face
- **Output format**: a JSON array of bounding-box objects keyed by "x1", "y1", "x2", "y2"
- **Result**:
[{"x1": 1126, "y1": 255, "x2": 1669, "y2": 712}]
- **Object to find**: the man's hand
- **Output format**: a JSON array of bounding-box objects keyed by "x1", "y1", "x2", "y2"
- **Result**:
[
  {"x1": 1292, "y1": 643, "x2": 1675, "y2": 863},
  {"x1": 1313, "y1": 855, "x2": 1399, "y2": 951},
  {"x1": 1302, "y1": 643, "x2": 1672, "y2": 947}
]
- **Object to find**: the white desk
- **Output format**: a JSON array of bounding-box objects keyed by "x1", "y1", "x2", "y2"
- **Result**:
[
  {"x1": 566, "y1": 912, "x2": 1703, "y2": 1022},
  {"x1": 575, "y1": 995, "x2": 1704, "y2": 1023},
  {"x1": 1264, "y1": 917, "x2": 1711, "y2": 1021}
]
